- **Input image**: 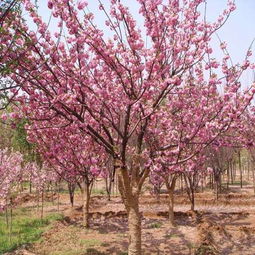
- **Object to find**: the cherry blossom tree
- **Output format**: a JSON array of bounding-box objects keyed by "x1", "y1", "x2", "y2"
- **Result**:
[
  {"x1": 0, "y1": 149, "x2": 23, "y2": 212},
  {"x1": 1, "y1": 1, "x2": 255, "y2": 254},
  {"x1": 0, "y1": 0, "x2": 22, "y2": 109},
  {"x1": 150, "y1": 165, "x2": 180, "y2": 226},
  {"x1": 182, "y1": 155, "x2": 209, "y2": 211},
  {"x1": 26, "y1": 124, "x2": 107, "y2": 227}
]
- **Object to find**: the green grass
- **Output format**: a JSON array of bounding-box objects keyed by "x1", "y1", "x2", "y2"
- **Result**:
[
  {"x1": 91, "y1": 188, "x2": 107, "y2": 195},
  {"x1": 148, "y1": 222, "x2": 163, "y2": 229},
  {"x1": 0, "y1": 207, "x2": 63, "y2": 254}
]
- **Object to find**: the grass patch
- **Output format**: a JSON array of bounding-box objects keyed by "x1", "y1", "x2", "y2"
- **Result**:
[
  {"x1": 0, "y1": 207, "x2": 63, "y2": 254},
  {"x1": 148, "y1": 222, "x2": 162, "y2": 229},
  {"x1": 91, "y1": 189, "x2": 106, "y2": 195}
]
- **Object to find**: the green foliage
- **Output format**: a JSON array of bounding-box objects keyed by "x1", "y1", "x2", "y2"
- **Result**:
[
  {"x1": 11, "y1": 119, "x2": 31, "y2": 152},
  {"x1": 0, "y1": 107, "x2": 40, "y2": 163},
  {"x1": 0, "y1": 207, "x2": 63, "y2": 254},
  {"x1": 148, "y1": 222, "x2": 162, "y2": 229},
  {"x1": 11, "y1": 118, "x2": 41, "y2": 164}
]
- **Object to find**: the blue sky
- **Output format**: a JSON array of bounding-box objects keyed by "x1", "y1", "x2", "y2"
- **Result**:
[{"x1": 207, "y1": 0, "x2": 255, "y2": 61}]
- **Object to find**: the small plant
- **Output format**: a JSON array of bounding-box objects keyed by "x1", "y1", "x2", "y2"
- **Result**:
[{"x1": 148, "y1": 222, "x2": 162, "y2": 229}]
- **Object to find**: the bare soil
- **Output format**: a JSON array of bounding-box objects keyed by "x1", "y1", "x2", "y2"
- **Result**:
[{"x1": 5, "y1": 186, "x2": 255, "y2": 255}]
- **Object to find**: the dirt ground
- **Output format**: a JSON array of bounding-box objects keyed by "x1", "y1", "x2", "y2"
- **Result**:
[{"x1": 4, "y1": 185, "x2": 255, "y2": 255}]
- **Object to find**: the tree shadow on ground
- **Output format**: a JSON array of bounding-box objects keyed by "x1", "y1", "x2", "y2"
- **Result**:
[
  {"x1": 85, "y1": 248, "x2": 108, "y2": 255},
  {"x1": 89, "y1": 215, "x2": 197, "y2": 255}
]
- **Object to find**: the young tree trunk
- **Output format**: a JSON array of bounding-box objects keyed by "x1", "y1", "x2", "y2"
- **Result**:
[
  {"x1": 37, "y1": 190, "x2": 40, "y2": 213},
  {"x1": 215, "y1": 179, "x2": 219, "y2": 200},
  {"x1": 9, "y1": 198, "x2": 13, "y2": 243},
  {"x1": 184, "y1": 174, "x2": 196, "y2": 211},
  {"x1": 239, "y1": 152, "x2": 243, "y2": 188},
  {"x1": 29, "y1": 180, "x2": 32, "y2": 194},
  {"x1": 165, "y1": 175, "x2": 178, "y2": 226},
  {"x1": 82, "y1": 180, "x2": 90, "y2": 228},
  {"x1": 168, "y1": 189, "x2": 175, "y2": 225},
  {"x1": 181, "y1": 174, "x2": 184, "y2": 194},
  {"x1": 105, "y1": 176, "x2": 113, "y2": 201},
  {"x1": 57, "y1": 182, "x2": 60, "y2": 212},
  {"x1": 191, "y1": 194, "x2": 195, "y2": 211},
  {"x1": 226, "y1": 161, "x2": 229, "y2": 190},
  {"x1": 201, "y1": 176, "x2": 204, "y2": 193},
  {"x1": 67, "y1": 183, "x2": 75, "y2": 207},
  {"x1": 248, "y1": 159, "x2": 250, "y2": 181},
  {"x1": 231, "y1": 161, "x2": 234, "y2": 184},
  {"x1": 5, "y1": 206, "x2": 9, "y2": 229},
  {"x1": 41, "y1": 190, "x2": 44, "y2": 220},
  {"x1": 219, "y1": 174, "x2": 222, "y2": 193},
  {"x1": 127, "y1": 198, "x2": 142, "y2": 255},
  {"x1": 252, "y1": 166, "x2": 255, "y2": 196}
]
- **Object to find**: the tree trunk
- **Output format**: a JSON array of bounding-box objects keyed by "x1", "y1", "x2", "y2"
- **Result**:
[
  {"x1": 252, "y1": 166, "x2": 255, "y2": 196},
  {"x1": 190, "y1": 190, "x2": 195, "y2": 211},
  {"x1": 5, "y1": 206, "x2": 9, "y2": 229},
  {"x1": 165, "y1": 175, "x2": 177, "y2": 226},
  {"x1": 127, "y1": 198, "x2": 142, "y2": 255},
  {"x1": 231, "y1": 161, "x2": 234, "y2": 184},
  {"x1": 118, "y1": 171, "x2": 143, "y2": 255},
  {"x1": 215, "y1": 179, "x2": 219, "y2": 200},
  {"x1": 168, "y1": 189, "x2": 175, "y2": 226},
  {"x1": 57, "y1": 182, "x2": 60, "y2": 212},
  {"x1": 248, "y1": 159, "x2": 250, "y2": 181},
  {"x1": 219, "y1": 174, "x2": 222, "y2": 193},
  {"x1": 226, "y1": 161, "x2": 229, "y2": 190},
  {"x1": 29, "y1": 180, "x2": 32, "y2": 193},
  {"x1": 239, "y1": 152, "x2": 243, "y2": 188},
  {"x1": 9, "y1": 198, "x2": 13, "y2": 243},
  {"x1": 105, "y1": 176, "x2": 113, "y2": 201},
  {"x1": 115, "y1": 154, "x2": 150, "y2": 255},
  {"x1": 67, "y1": 183, "x2": 75, "y2": 207},
  {"x1": 41, "y1": 191, "x2": 44, "y2": 220},
  {"x1": 184, "y1": 174, "x2": 195, "y2": 211},
  {"x1": 82, "y1": 180, "x2": 90, "y2": 228}
]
